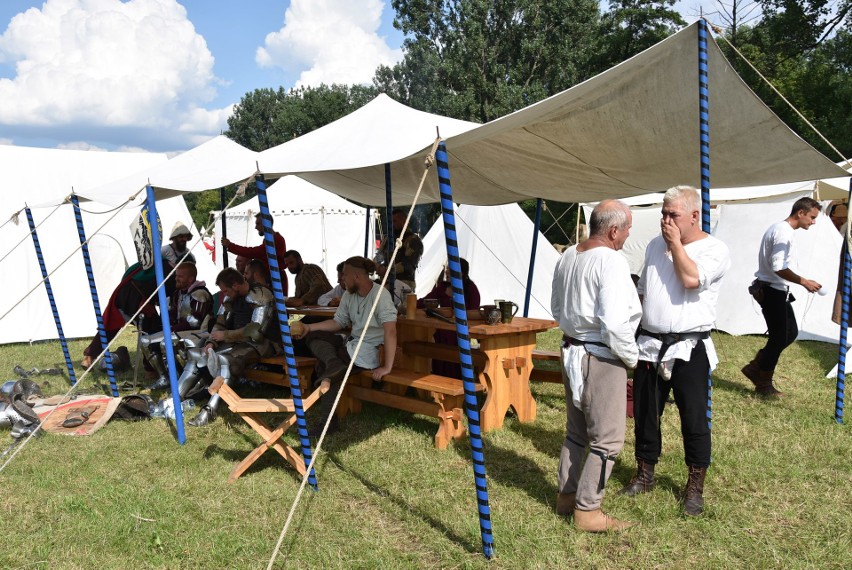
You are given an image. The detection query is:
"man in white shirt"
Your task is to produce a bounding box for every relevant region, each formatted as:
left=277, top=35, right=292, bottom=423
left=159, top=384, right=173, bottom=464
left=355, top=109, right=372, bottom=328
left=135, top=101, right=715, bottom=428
left=551, top=199, right=641, bottom=532
left=621, top=186, right=730, bottom=517
left=743, top=197, right=822, bottom=397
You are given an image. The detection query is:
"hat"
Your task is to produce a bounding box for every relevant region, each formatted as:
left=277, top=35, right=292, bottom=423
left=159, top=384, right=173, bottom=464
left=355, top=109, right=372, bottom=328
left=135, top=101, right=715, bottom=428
left=169, top=222, right=192, bottom=239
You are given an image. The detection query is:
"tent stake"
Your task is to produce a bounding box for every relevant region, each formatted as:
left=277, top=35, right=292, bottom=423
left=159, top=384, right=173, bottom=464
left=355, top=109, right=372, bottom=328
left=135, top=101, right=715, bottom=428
left=24, top=207, right=84, bottom=391
left=255, top=176, right=319, bottom=489
left=435, top=141, right=495, bottom=559
left=145, top=187, right=187, bottom=443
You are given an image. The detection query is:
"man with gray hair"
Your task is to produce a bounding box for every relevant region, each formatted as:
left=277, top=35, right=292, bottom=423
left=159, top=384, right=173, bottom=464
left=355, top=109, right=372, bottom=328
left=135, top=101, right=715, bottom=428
left=551, top=199, right=641, bottom=532
left=621, top=186, right=730, bottom=517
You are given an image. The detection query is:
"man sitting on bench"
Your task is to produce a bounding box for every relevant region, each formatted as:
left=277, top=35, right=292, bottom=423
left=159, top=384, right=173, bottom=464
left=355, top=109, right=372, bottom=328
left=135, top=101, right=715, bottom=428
left=178, top=267, right=278, bottom=427
left=293, top=256, right=397, bottom=435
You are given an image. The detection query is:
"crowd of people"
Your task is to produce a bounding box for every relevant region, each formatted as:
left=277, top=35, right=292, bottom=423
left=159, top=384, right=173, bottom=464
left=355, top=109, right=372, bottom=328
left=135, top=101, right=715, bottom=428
left=78, top=189, right=835, bottom=531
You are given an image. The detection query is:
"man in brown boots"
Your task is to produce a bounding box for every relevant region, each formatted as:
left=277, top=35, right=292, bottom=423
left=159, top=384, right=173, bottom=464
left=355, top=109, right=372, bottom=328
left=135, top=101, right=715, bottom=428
left=622, top=186, right=730, bottom=517
left=551, top=200, right=641, bottom=532
left=743, top=197, right=822, bottom=397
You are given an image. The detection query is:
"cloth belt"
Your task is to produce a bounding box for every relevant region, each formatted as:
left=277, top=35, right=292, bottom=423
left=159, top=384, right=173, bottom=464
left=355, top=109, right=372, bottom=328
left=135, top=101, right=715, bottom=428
left=637, top=328, right=710, bottom=345
left=562, top=335, right=608, bottom=349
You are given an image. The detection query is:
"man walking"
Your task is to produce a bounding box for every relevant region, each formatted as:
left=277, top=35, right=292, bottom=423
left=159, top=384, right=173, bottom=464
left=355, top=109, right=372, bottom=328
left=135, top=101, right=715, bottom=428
left=621, top=186, right=730, bottom=517
left=551, top=200, right=641, bottom=532
left=742, top=197, right=822, bottom=396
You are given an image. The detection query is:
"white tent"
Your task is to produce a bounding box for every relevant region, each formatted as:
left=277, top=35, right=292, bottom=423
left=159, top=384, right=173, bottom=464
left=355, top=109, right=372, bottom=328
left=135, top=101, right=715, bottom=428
left=212, top=176, right=376, bottom=283
left=0, top=144, right=208, bottom=345
left=415, top=204, right=560, bottom=319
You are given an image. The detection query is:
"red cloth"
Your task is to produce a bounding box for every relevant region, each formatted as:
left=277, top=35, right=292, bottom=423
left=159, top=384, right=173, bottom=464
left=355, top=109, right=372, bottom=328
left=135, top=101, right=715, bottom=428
left=225, top=232, right=289, bottom=295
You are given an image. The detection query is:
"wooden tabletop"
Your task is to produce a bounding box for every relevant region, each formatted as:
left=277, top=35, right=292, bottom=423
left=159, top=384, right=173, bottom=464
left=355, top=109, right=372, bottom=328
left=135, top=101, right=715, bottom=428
left=398, top=310, right=557, bottom=336
left=288, top=306, right=338, bottom=317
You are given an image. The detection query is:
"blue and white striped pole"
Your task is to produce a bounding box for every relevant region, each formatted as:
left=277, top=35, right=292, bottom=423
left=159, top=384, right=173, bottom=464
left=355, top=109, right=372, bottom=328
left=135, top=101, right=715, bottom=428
left=69, top=194, right=118, bottom=396
left=255, top=176, right=319, bottom=489
left=698, top=19, right=713, bottom=431
left=436, top=141, right=494, bottom=559
left=145, top=186, right=187, bottom=444
left=835, top=178, right=851, bottom=424
left=24, top=207, right=82, bottom=390
left=523, top=198, right=543, bottom=318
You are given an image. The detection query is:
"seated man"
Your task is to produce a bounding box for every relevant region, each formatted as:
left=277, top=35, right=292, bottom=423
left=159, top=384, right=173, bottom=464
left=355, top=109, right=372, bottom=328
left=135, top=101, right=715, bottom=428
left=143, top=262, right=213, bottom=389
left=162, top=222, right=196, bottom=268
left=243, top=258, right=270, bottom=287
left=317, top=262, right=345, bottom=307
left=375, top=208, right=424, bottom=290
left=178, top=268, right=278, bottom=427
left=294, top=256, right=397, bottom=434
left=284, top=250, right=333, bottom=307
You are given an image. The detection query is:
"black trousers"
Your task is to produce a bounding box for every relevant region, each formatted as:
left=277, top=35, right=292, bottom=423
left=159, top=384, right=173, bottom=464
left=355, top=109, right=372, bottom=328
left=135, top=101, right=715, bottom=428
left=633, top=341, right=711, bottom=468
left=757, top=286, right=797, bottom=372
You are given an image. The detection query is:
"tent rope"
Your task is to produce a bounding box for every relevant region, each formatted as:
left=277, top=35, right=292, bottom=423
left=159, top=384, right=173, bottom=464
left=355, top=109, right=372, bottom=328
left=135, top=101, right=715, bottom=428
left=0, top=206, right=25, bottom=232
left=705, top=17, right=851, bottom=169
left=265, top=138, right=441, bottom=570
left=0, top=202, right=64, bottom=266
left=0, top=180, right=251, bottom=474
left=542, top=201, right=574, bottom=243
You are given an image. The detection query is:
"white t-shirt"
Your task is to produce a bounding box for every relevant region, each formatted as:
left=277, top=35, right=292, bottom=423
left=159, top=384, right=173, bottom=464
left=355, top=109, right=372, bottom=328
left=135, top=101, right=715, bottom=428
left=755, top=220, right=796, bottom=291
left=637, top=234, right=730, bottom=367
left=333, top=283, right=397, bottom=369
left=551, top=245, right=641, bottom=368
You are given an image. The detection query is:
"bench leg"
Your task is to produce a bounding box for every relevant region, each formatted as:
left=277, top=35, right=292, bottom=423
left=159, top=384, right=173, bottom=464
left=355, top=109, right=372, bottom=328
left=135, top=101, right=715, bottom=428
left=432, top=394, right=467, bottom=450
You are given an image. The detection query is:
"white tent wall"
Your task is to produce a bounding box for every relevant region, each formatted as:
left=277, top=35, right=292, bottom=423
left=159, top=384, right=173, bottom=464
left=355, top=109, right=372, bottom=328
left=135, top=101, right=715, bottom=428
left=212, top=176, right=376, bottom=284
left=1, top=195, right=215, bottom=345
left=415, top=204, right=560, bottom=320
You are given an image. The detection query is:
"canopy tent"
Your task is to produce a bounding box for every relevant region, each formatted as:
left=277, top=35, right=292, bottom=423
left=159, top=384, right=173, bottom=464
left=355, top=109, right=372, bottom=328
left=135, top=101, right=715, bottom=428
left=0, top=144, right=206, bottom=345
left=255, top=22, right=847, bottom=207
left=415, top=203, right=560, bottom=320
left=212, top=176, right=376, bottom=282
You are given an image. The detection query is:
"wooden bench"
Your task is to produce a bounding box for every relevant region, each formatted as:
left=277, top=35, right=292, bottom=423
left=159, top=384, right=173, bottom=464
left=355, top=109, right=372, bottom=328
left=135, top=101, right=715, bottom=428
left=530, top=349, right=561, bottom=383
left=209, top=376, right=330, bottom=482
left=243, top=354, right=317, bottom=394
left=338, top=368, right=483, bottom=450
left=401, top=340, right=488, bottom=371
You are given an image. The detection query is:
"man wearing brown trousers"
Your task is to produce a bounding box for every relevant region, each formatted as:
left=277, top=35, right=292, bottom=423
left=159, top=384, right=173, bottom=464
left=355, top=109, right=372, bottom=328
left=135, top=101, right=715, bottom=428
left=551, top=200, right=641, bottom=532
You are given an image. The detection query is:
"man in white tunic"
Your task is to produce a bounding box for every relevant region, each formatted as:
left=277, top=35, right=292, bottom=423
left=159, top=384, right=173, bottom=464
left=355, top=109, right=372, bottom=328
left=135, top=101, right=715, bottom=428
left=742, top=197, right=822, bottom=396
left=620, top=186, right=730, bottom=517
left=551, top=199, right=641, bottom=532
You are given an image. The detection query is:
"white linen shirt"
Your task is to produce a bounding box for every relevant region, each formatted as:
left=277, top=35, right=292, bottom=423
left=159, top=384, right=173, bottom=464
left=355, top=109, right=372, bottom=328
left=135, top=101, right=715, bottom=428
left=333, top=283, right=398, bottom=369
left=551, top=245, right=641, bottom=368
left=637, top=234, right=730, bottom=368
left=755, top=220, right=796, bottom=291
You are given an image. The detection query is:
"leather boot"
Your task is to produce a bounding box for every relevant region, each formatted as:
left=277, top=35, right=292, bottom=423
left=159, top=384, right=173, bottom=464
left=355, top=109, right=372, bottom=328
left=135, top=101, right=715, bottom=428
left=555, top=492, right=576, bottom=517
left=740, top=350, right=763, bottom=384
left=683, top=465, right=707, bottom=516
left=619, top=458, right=656, bottom=496
left=742, top=352, right=782, bottom=397
left=574, top=508, right=634, bottom=532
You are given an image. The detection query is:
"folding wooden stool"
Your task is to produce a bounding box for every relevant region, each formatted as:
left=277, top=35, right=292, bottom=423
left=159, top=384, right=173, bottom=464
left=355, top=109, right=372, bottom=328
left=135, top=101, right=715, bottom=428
left=208, top=376, right=330, bottom=483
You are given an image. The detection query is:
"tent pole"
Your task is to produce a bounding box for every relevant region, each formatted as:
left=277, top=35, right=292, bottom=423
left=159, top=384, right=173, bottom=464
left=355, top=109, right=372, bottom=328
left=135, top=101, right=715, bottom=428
left=220, top=187, right=229, bottom=268
left=384, top=163, right=395, bottom=295
left=523, top=199, right=543, bottom=317
left=698, top=19, right=714, bottom=431
left=364, top=206, right=371, bottom=258
left=835, top=177, right=851, bottom=424
left=145, top=187, right=187, bottom=443
left=255, top=176, right=320, bottom=489
left=435, top=141, right=495, bottom=559
left=24, top=206, right=83, bottom=391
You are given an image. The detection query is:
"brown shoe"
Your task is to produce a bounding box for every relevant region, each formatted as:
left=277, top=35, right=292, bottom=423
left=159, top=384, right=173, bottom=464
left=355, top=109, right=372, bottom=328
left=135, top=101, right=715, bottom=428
left=683, top=465, right=707, bottom=516
left=555, top=492, right=576, bottom=517
left=619, top=458, right=656, bottom=496
left=742, top=360, right=783, bottom=397
left=574, top=508, right=634, bottom=532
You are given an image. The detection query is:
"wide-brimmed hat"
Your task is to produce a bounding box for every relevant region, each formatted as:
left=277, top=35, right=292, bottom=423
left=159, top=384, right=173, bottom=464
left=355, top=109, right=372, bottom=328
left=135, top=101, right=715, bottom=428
left=169, top=222, right=192, bottom=239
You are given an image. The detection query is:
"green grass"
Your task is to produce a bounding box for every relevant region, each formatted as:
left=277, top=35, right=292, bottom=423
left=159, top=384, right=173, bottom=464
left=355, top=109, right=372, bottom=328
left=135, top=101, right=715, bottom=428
left=0, top=331, right=850, bottom=569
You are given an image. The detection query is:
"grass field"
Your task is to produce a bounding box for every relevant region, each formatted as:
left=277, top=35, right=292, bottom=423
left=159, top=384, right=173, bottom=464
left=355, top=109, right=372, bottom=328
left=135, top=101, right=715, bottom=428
left=0, top=330, right=849, bottom=569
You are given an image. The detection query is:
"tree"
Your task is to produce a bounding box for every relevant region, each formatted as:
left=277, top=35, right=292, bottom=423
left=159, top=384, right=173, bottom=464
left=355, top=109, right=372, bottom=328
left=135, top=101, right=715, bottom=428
left=225, top=83, right=379, bottom=152
left=374, top=0, right=603, bottom=123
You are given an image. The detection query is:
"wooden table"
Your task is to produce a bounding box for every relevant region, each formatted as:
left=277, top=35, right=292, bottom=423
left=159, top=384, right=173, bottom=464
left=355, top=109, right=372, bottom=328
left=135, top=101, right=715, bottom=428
left=288, top=306, right=338, bottom=318
left=396, top=311, right=557, bottom=432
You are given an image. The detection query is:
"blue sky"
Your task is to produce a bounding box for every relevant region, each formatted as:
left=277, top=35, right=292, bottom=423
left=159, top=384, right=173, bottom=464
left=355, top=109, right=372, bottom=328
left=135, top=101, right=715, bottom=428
left=0, top=0, right=702, bottom=154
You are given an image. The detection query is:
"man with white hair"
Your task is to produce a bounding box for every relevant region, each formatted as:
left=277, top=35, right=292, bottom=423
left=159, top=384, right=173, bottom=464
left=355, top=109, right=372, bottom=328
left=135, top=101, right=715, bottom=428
left=621, top=186, right=730, bottom=517
left=551, top=199, right=640, bottom=532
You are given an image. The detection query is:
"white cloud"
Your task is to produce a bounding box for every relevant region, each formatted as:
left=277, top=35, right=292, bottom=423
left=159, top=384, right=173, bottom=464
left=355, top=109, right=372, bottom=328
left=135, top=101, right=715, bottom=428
left=0, top=0, right=230, bottom=149
left=256, top=0, right=402, bottom=88
left=56, top=141, right=109, bottom=152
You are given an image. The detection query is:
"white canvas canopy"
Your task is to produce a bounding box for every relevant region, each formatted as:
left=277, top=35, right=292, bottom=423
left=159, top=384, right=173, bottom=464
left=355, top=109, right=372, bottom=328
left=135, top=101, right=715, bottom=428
left=212, top=176, right=375, bottom=283
left=415, top=204, right=560, bottom=319
left=0, top=144, right=214, bottom=345
left=259, top=22, right=847, bottom=207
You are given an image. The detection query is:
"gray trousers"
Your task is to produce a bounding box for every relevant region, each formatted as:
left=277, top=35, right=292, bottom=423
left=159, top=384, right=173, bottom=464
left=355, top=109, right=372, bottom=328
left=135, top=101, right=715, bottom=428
left=557, top=352, right=627, bottom=511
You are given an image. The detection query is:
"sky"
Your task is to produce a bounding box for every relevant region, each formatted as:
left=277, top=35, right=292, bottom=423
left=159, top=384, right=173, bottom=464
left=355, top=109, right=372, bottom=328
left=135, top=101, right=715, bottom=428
left=0, top=0, right=703, bottom=155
